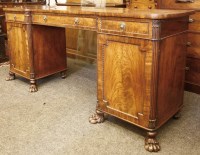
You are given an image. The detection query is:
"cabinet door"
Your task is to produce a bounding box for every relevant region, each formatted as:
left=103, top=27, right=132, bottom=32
left=97, top=34, right=152, bottom=128
left=7, top=23, right=30, bottom=78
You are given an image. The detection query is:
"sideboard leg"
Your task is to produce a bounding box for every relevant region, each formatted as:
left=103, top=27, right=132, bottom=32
left=29, top=79, right=38, bottom=92
left=89, top=110, right=105, bottom=124
left=60, top=70, right=67, bottom=79
left=173, top=111, right=181, bottom=119
left=144, top=131, right=160, bottom=152
left=5, top=71, right=15, bottom=81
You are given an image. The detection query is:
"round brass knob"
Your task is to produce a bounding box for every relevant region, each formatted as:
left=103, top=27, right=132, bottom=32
left=189, top=18, right=194, bottom=23
left=120, top=22, right=126, bottom=31
left=43, top=15, right=47, bottom=22
left=74, top=18, right=79, bottom=25
left=186, top=42, right=192, bottom=47
left=185, top=67, right=190, bottom=71
left=14, top=15, right=16, bottom=21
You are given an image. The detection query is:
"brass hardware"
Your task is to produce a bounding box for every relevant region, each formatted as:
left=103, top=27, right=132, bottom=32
left=134, top=5, right=138, bottom=8
left=43, top=15, right=47, bottom=22
left=185, top=67, right=190, bottom=71
left=120, top=22, right=126, bottom=31
left=103, top=100, right=108, bottom=105
left=148, top=6, right=152, bottom=9
left=13, top=15, right=16, bottom=21
left=176, top=0, right=194, bottom=3
left=189, top=18, right=194, bottom=23
left=186, top=42, right=192, bottom=47
left=74, top=18, right=79, bottom=25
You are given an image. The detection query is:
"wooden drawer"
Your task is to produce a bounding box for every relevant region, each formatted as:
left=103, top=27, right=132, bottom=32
left=185, top=58, right=200, bottom=85
left=129, top=2, right=156, bottom=9
left=98, top=19, right=151, bottom=37
left=189, top=12, right=200, bottom=32
left=187, top=33, right=200, bottom=59
left=6, top=13, right=24, bottom=22
left=160, top=0, right=200, bottom=10
left=132, top=0, right=155, bottom=3
left=32, top=15, right=96, bottom=29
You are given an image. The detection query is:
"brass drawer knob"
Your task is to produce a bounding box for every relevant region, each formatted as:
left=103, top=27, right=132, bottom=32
left=186, top=42, right=192, bottom=47
left=13, top=15, right=16, bottom=21
left=148, top=6, right=152, bottom=9
left=185, top=67, right=190, bottom=71
left=134, top=5, right=138, bottom=9
left=74, top=18, right=79, bottom=25
left=189, top=18, right=194, bottom=23
left=120, top=22, right=126, bottom=31
left=43, top=15, right=47, bottom=22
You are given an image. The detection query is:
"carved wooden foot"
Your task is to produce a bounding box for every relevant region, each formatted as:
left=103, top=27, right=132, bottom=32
left=173, top=111, right=181, bottom=119
left=29, top=79, right=38, bottom=92
left=61, top=71, right=67, bottom=79
left=89, top=110, right=105, bottom=124
left=5, top=72, right=15, bottom=81
left=145, top=131, right=160, bottom=152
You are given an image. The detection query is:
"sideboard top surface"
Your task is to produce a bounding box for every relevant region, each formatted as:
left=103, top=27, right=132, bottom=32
left=3, top=6, right=194, bottom=19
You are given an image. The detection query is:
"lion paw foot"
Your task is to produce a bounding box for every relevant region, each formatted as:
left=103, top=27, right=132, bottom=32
left=145, top=139, right=160, bottom=152
left=29, top=84, right=38, bottom=92
left=5, top=75, right=15, bottom=81
left=145, top=132, right=160, bottom=152
left=89, top=111, right=105, bottom=124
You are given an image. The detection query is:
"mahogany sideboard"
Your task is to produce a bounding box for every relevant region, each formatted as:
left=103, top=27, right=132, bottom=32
left=3, top=6, right=194, bottom=151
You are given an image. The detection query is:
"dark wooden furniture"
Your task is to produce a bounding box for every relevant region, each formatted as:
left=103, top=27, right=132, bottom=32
left=158, top=0, right=200, bottom=94
left=0, top=14, right=6, bottom=63
left=127, top=0, right=157, bottom=9
left=127, top=0, right=200, bottom=94
left=3, top=6, right=193, bottom=151
left=0, top=0, right=46, bottom=62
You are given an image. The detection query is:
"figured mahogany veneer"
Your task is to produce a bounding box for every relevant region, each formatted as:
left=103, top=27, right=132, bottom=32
left=32, top=14, right=97, bottom=30
left=3, top=6, right=193, bottom=152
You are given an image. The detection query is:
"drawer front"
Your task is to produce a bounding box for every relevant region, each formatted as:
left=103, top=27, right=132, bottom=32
left=185, top=58, right=200, bottom=85
left=6, top=13, right=25, bottom=22
left=129, top=2, right=156, bottom=9
left=187, top=33, right=200, bottom=59
left=189, top=12, right=200, bottom=32
left=98, top=19, right=151, bottom=37
left=32, top=15, right=96, bottom=29
left=160, top=0, right=200, bottom=9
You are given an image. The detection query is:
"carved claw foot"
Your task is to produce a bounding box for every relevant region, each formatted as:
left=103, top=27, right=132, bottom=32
left=173, top=111, right=181, bottom=119
left=89, top=110, right=105, bottom=124
left=5, top=72, right=15, bottom=81
left=29, top=79, right=38, bottom=92
left=61, top=71, right=67, bottom=79
left=145, top=132, right=160, bottom=152
left=29, top=84, right=38, bottom=92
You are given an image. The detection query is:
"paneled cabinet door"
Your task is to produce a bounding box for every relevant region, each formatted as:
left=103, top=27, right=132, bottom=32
left=7, top=23, right=30, bottom=78
left=97, top=34, right=153, bottom=128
